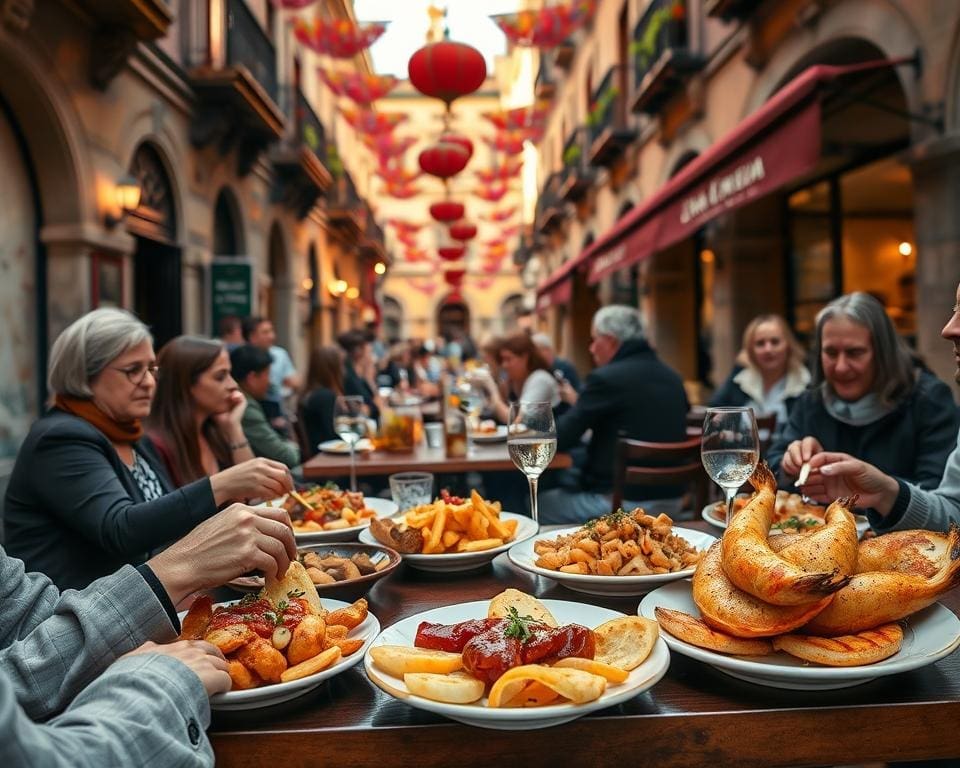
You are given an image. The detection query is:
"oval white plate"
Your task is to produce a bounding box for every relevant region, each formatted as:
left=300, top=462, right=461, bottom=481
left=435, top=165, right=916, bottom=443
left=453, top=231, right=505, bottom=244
left=700, top=500, right=870, bottom=537
left=363, top=599, right=670, bottom=729
left=638, top=581, right=960, bottom=690
left=358, top=511, right=538, bottom=572
left=470, top=425, right=508, bottom=444
left=508, top=527, right=717, bottom=596
left=318, top=438, right=375, bottom=454
left=179, top=598, right=380, bottom=711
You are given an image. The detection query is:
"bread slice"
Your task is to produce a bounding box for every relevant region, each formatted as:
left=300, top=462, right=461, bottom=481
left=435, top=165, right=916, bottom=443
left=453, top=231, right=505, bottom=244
left=487, top=588, right=557, bottom=627
left=261, top=560, right=323, bottom=614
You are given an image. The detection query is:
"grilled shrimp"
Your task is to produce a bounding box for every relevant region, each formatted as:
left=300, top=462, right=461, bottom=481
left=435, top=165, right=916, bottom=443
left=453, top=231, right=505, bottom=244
left=856, top=530, right=952, bottom=577
left=720, top=463, right=849, bottom=606
left=777, top=496, right=860, bottom=578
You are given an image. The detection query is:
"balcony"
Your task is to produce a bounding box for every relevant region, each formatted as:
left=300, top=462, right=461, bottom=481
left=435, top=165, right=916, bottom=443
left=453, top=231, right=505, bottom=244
left=326, top=168, right=365, bottom=242
left=558, top=127, right=595, bottom=202
left=535, top=55, right=556, bottom=101
left=361, top=205, right=387, bottom=261
left=705, top=0, right=762, bottom=21
left=184, top=0, right=284, bottom=175
left=535, top=173, right=566, bottom=235
left=271, top=87, right=332, bottom=219
left=631, top=0, right=704, bottom=115
left=587, top=66, right=637, bottom=168
left=86, top=0, right=174, bottom=88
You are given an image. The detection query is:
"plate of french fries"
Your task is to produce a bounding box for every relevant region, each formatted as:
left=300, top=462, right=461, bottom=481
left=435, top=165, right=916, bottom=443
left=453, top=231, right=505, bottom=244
left=178, top=562, right=380, bottom=710
left=359, top=490, right=538, bottom=572
left=508, top=510, right=716, bottom=596
left=363, top=590, right=670, bottom=730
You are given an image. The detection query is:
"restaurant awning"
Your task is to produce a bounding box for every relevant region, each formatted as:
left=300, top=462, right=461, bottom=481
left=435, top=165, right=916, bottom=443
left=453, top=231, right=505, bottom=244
left=534, top=57, right=913, bottom=296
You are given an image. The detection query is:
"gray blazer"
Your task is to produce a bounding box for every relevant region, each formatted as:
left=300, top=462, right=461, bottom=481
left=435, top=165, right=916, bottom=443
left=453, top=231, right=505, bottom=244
left=0, top=548, right=213, bottom=766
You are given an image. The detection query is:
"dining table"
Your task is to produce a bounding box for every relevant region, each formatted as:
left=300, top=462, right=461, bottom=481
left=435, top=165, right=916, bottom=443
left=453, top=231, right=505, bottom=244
left=300, top=441, right=573, bottom=479
left=209, top=518, right=960, bottom=767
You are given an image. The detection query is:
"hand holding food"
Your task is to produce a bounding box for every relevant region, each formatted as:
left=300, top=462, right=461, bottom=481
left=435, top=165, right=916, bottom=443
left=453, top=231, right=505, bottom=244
left=210, top=457, right=294, bottom=505
left=803, top=451, right=901, bottom=514
left=121, top=639, right=232, bottom=696
left=781, top=436, right=824, bottom=477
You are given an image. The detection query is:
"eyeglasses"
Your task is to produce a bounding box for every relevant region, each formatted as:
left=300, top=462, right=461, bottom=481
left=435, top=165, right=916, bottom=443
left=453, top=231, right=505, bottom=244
left=113, top=363, right=159, bottom=386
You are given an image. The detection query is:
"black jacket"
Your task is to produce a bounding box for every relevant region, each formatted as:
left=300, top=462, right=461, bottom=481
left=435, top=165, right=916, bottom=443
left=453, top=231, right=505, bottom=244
left=344, top=361, right=379, bottom=420
left=557, top=339, right=689, bottom=495
left=4, top=410, right=217, bottom=590
left=301, top=387, right=339, bottom=454
left=766, top=370, right=959, bottom=490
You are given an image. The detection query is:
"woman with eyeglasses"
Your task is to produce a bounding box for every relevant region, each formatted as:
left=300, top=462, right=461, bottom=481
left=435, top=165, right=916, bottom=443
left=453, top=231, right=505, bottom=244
left=3, top=309, right=292, bottom=590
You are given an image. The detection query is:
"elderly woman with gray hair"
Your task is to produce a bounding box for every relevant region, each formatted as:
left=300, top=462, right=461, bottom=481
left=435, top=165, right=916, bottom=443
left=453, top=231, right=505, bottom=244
left=767, top=292, right=958, bottom=494
left=4, top=309, right=292, bottom=590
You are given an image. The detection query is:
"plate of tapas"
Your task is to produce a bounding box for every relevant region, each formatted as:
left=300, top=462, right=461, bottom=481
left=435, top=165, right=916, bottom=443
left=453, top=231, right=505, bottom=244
left=179, top=563, right=379, bottom=710
left=318, top=438, right=375, bottom=455
left=359, top=490, right=538, bottom=572
left=508, top=509, right=716, bottom=596
left=262, top=487, right=398, bottom=544
left=701, top=491, right=869, bottom=537
left=470, top=422, right=508, bottom=444
left=364, top=589, right=670, bottom=729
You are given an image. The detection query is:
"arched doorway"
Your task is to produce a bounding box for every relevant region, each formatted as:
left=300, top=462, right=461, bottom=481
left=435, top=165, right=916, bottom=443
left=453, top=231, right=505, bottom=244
left=436, top=295, right=470, bottom=343
left=128, top=142, right=181, bottom=349
left=214, top=188, right=244, bottom=256
left=382, top=295, right=402, bottom=342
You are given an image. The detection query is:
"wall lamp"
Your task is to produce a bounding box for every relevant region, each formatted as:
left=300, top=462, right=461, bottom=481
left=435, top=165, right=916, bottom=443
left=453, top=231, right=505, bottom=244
left=374, top=261, right=387, bottom=275
left=328, top=279, right=348, bottom=297
left=105, top=174, right=142, bottom=228
left=345, top=286, right=360, bottom=300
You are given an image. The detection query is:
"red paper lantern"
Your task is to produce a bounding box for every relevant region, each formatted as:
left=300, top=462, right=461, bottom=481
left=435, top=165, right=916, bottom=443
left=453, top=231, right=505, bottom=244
left=439, top=132, right=474, bottom=162
left=438, top=246, right=466, bottom=261
left=418, top=141, right=470, bottom=179
left=444, top=290, right=464, bottom=303
left=430, top=201, right=465, bottom=222
left=408, top=41, right=487, bottom=105
left=449, top=221, right=478, bottom=241
left=444, top=269, right=466, bottom=287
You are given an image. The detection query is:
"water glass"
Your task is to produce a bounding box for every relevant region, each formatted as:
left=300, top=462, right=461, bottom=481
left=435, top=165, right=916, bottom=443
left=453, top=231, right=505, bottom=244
left=333, top=395, right=367, bottom=492
left=701, top=407, right=759, bottom=524
left=389, top=472, right=435, bottom=512
left=507, top=400, right=557, bottom=523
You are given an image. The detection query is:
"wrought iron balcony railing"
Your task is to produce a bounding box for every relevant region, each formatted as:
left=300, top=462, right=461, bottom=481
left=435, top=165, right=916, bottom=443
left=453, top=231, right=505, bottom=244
left=631, top=0, right=704, bottom=114
left=587, top=65, right=636, bottom=168
left=558, top=126, right=594, bottom=202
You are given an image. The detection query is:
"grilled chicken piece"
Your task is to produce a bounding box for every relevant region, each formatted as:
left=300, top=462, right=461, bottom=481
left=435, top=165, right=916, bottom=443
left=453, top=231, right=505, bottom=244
left=369, top=517, right=423, bottom=554
left=654, top=607, right=772, bottom=656
left=856, top=530, right=952, bottom=577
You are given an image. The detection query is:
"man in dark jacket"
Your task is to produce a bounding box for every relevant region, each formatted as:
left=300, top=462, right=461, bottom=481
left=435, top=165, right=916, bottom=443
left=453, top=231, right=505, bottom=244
left=539, top=306, right=689, bottom=523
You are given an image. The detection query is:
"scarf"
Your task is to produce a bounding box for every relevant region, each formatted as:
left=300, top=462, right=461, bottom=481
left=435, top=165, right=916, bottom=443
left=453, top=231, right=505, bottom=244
left=822, top=388, right=896, bottom=427
left=55, top=394, right=144, bottom=443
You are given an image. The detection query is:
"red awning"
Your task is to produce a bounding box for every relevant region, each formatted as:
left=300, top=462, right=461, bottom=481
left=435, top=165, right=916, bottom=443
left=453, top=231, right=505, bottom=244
left=536, top=277, right=573, bottom=311
left=537, top=58, right=913, bottom=291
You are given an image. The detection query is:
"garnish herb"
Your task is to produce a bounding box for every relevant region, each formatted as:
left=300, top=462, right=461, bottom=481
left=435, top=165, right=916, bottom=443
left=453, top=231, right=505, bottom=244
left=286, top=588, right=305, bottom=598
left=503, top=606, right=536, bottom=644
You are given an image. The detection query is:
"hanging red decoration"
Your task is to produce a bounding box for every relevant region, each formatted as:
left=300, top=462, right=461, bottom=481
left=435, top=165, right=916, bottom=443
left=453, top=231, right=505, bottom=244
left=402, top=248, right=430, bottom=263
left=381, top=182, right=422, bottom=199
left=318, top=70, right=399, bottom=106
left=408, top=278, right=437, bottom=295
left=482, top=105, right=550, bottom=131
left=483, top=130, right=528, bottom=156
left=363, top=134, right=417, bottom=163
left=341, top=107, right=407, bottom=136
left=484, top=238, right=508, bottom=250
left=474, top=159, right=524, bottom=184
left=388, top=219, right=425, bottom=233
left=482, top=206, right=518, bottom=223
left=396, top=230, right=420, bottom=248
left=418, top=141, right=470, bottom=180
left=444, top=269, right=466, bottom=287
left=472, top=183, right=510, bottom=203
left=376, top=163, right=420, bottom=186
left=438, top=132, right=474, bottom=161
left=471, top=276, right=496, bottom=290
left=449, top=221, right=478, bottom=241
left=481, top=262, right=502, bottom=274
left=293, top=18, right=387, bottom=59
left=492, top=1, right=597, bottom=48
left=269, top=0, right=318, bottom=8
left=438, top=246, right=466, bottom=261
left=444, top=290, right=464, bottom=303
left=408, top=41, right=487, bottom=106
left=430, top=201, right=465, bottom=222
left=501, top=224, right=522, bottom=237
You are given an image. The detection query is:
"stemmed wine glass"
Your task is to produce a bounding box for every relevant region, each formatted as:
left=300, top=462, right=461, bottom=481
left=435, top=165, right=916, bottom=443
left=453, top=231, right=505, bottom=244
left=507, top=401, right=557, bottom=524
left=333, top=395, right=367, bottom=492
left=700, top=407, right=759, bottom=526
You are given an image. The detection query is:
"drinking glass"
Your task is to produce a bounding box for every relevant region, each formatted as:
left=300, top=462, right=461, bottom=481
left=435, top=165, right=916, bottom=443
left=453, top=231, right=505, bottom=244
left=701, top=407, right=759, bottom=525
left=333, top=395, right=367, bottom=492
left=389, top=472, right=434, bottom=512
left=507, top=400, right=557, bottom=524
left=455, top=376, right=487, bottom=452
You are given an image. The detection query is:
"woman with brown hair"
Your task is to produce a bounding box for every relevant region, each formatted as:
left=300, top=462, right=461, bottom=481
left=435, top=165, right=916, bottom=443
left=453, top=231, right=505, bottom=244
left=475, top=331, right=560, bottom=423
left=301, top=345, right=346, bottom=454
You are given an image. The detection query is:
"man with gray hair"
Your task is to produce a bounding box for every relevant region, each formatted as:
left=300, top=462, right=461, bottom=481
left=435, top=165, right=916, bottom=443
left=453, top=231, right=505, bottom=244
left=531, top=332, right=581, bottom=393
left=539, top=305, right=689, bottom=523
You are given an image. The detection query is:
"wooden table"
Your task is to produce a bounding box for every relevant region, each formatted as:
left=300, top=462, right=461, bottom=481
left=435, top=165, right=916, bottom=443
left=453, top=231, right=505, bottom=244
left=209, top=520, right=960, bottom=767
left=301, top=442, right=573, bottom=478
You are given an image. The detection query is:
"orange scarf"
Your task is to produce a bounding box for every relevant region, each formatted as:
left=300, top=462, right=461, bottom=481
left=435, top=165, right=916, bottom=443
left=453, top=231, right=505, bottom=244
left=55, top=394, right=144, bottom=443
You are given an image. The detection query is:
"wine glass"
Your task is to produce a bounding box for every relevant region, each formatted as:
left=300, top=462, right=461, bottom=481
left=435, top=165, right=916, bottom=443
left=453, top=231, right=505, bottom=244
left=507, top=400, right=557, bottom=523
left=456, top=377, right=487, bottom=452
left=700, top=407, right=759, bottom=525
left=333, top=395, right=367, bottom=492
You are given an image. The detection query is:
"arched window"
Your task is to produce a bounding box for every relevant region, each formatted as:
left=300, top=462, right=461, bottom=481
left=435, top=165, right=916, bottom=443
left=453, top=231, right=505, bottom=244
left=382, top=295, right=402, bottom=342
left=213, top=188, right=244, bottom=256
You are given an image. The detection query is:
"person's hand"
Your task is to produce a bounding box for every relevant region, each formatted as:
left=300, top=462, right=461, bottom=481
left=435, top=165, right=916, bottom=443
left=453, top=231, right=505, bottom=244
left=212, top=390, right=247, bottom=434
left=147, top=504, right=297, bottom=605
left=209, top=457, right=293, bottom=504
left=122, top=640, right=231, bottom=696
left=557, top=379, right=578, bottom=406
left=781, top=436, right=824, bottom=477
left=468, top=368, right=497, bottom=395
left=803, top=452, right=900, bottom=514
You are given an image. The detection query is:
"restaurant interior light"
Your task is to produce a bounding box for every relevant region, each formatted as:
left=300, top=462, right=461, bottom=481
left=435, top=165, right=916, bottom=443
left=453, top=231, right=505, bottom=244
left=700, top=249, right=715, bottom=264
left=302, top=277, right=314, bottom=291
left=328, top=279, right=349, bottom=297
left=346, top=286, right=360, bottom=300
left=374, top=261, right=387, bottom=275
left=898, top=241, right=913, bottom=257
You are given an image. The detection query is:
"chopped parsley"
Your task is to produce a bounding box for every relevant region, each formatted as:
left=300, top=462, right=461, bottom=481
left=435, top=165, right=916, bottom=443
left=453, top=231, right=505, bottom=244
left=286, top=588, right=305, bottom=599
left=503, top=606, right=536, bottom=644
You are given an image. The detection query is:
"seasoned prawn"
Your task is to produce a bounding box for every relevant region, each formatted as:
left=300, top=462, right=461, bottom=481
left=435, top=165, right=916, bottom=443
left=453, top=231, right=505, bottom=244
left=855, top=530, right=952, bottom=577
left=777, top=495, right=860, bottom=578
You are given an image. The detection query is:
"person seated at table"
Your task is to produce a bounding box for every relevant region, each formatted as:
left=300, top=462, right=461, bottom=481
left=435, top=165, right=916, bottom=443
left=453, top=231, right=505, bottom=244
left=709, top=313, right=809, bottom=437
left=799, top=280, right=960, bottom=533
left=538, top=305, right=690, bottom=524
left=1, top=502, right=296, bottom=767
left=379, top=341, right=418, bottom=394
left=241, top=315, right=300, bottom=436
left=532, top=332, right=581, bottom=393
left=301, top=345, right=346, bottom=455
left=337, top=329, right=383, bottom=420
left=3, top=310, right=292, bottom=590
left=474, top=331, right=560, bottom=423
left=767, top=292, right=958, bottom=493
left=231, top=344, right=301, bottom=468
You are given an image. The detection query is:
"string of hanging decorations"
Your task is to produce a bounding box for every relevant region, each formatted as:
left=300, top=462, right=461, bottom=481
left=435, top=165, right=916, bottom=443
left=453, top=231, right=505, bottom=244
left=491, top=0, right=597, bottom=48
left=293, top=17, right=388, bottom=58
left=317, top=70, right=399, bottom=106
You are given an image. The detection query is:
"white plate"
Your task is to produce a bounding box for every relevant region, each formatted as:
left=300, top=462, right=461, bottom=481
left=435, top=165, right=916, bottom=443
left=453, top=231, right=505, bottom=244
left=470, top=425, right=508, bottom=443
left=180, top=598, right=380, bottom=710
left=638, top=581, right=960, bottom=690
left=318, top=438, right=375, bottom=454
left=508, top=527, right=717, bottom=596
left=363, top=599, right=670, bottom=729
left=700, top=500, right=870, bottom=537
left=358, top=511, right=538, bottom=572
left=260, top=496, right=398, bottom=544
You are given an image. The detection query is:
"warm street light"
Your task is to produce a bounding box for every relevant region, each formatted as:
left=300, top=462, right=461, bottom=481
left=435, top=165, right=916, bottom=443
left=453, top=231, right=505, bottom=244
left=105, top=174, right=142, bottom=228
left=346, top=286, right=360, bottom=300
left=374, top=262, right=386, bottom=275
left=899, top=241, right=913, bottom=257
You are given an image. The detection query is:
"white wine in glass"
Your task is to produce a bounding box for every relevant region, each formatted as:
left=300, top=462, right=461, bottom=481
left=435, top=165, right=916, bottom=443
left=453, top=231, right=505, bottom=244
left=701, top=407, right=759, bottom=525
left=507, top=401, right=556, bottom=524
left=333, top=395, right=367, bottom=492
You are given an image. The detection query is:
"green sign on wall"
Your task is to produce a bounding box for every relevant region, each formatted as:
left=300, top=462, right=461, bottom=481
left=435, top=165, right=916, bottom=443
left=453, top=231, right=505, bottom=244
left=210, top=259, right=253, bottom=335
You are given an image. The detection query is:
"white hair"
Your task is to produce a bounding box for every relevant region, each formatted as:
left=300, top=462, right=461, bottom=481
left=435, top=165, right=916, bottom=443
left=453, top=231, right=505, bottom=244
left=48, top=308, right=153, bottom=398
left=592, top=305, right=644, bottom=343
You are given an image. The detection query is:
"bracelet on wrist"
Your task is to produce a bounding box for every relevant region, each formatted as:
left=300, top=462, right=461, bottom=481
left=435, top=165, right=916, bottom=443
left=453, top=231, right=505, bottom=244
left=229, top=440, right=249, bottom=451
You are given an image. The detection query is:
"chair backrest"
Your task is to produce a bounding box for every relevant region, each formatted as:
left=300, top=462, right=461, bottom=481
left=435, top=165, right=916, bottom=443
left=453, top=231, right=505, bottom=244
left=611, top=436, right=709, bottom=515
left=755, top=413, right=777, bottom=456
left=292, top=405, right=315, bottom=460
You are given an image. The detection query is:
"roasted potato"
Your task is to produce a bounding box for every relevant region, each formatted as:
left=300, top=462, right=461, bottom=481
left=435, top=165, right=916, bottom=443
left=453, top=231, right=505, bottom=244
left=287, top=614, right=326, bottom=666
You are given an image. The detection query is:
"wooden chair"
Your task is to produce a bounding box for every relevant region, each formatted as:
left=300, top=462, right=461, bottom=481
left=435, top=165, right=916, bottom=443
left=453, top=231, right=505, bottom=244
left=685, top=407, right=707, bottom=437
left=292, top=405, right=315, bottom=461
left=611, top=436, right=710, bottom=517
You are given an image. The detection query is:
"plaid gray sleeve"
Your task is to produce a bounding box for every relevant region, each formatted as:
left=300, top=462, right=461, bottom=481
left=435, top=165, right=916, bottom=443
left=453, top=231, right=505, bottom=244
left=0, top=550, right=176, bottom=720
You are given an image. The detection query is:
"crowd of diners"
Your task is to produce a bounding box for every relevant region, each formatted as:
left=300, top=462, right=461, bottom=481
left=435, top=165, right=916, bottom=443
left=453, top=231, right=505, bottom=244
left=2, top=283, right=960, bottom=763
